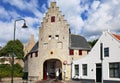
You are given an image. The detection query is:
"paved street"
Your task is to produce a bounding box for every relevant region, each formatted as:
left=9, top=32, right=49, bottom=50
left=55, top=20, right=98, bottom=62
left=0, top=79, right=82, bottom=83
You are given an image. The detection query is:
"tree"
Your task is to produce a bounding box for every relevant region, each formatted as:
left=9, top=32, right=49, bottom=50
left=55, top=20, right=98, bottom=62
left=0, top=39, right=24, bottom=59
left=88, top=39, right=98, bottom=47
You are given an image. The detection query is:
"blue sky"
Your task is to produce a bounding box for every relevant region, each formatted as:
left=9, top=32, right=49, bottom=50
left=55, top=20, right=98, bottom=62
left=0, top=0, right=120, bottom=46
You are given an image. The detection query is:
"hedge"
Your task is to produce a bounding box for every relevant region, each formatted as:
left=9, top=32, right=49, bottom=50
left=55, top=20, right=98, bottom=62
left=0, top=64, right=23, bottom=78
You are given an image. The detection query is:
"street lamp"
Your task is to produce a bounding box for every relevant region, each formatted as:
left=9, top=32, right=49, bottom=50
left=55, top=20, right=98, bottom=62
left=11, top=19, right=28, bottom=83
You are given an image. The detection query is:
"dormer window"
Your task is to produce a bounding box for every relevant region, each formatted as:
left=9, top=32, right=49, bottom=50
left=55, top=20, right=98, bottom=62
left=51, top=16, right=55, bottom=22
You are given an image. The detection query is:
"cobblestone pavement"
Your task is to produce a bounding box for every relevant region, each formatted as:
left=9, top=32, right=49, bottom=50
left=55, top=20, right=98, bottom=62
left=0, top=79, right=83, bottom=83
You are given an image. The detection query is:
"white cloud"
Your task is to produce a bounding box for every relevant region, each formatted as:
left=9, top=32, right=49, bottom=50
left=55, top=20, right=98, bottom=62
left=1, top=0, right=120, bottom=47
left=91, top=0, right=100, bottom=10
left=0, top=6, right=10, bottom=20
left=3, top=0, right=44, bottom=18
left=3, top=0, right=26, bottom=10
left=82, top=0, right=120, bottom=40
left=0, top=17, right=39, bottom=46
left=0, top=21, right=13, bottom=46
left=0, top=0, right=46, bottom=46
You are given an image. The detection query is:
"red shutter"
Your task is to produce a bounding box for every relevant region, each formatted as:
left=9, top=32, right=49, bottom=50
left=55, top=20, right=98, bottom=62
left=79, top=50, right=82, bottom=55
left=69, top=49, right=74, bottom=55
left=35, top=52, right=38, bottom=57
left=51, top=16, right=55, bottom=22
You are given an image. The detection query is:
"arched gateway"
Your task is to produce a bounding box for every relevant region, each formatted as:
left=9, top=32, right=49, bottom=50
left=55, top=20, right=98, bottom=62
left=43, top=59, right=62, bottom=80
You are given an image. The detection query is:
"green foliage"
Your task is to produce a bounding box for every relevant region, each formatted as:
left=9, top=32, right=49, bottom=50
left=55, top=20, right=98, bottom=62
left=88, top=39, right=98, bottom=47
left=0, top=64, right=11, bottom=77
left=0, top=64, right=23, bottom=77
left=14, top=63, right=24, bottom=77
left=0, top=39, right=24, bottom=59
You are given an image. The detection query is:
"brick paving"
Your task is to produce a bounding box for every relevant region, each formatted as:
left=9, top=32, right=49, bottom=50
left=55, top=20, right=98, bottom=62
left=34, top=79, right=81, bottom=83
left=0, top=79, right=92, bottom=83
left=0, top=79, right=80, bottom=83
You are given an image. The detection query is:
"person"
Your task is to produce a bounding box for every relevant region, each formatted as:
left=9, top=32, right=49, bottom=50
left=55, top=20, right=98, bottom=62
left=58, top=68, right=62, bottom=80
left=55, top=68, right=59, bottom=81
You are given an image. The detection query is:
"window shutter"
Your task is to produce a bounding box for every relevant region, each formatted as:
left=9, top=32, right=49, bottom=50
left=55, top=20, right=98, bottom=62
left=100, top=43, right=103, bottom=60
left=35, top=52, right=38, bottom=57
left=51, top=16, right=55, bottom=22
left=69, top=49, right=74, bottom=55
left=79, top=50, right=82, bottom=55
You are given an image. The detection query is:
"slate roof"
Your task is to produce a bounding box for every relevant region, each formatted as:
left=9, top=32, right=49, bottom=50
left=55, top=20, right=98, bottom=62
left=29, top=41, right=39, bottom=53
left=70, top=34, right=91, bottom=50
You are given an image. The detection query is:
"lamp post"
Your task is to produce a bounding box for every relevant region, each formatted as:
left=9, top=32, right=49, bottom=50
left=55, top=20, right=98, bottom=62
left=11, top=19, right=28, bottom=83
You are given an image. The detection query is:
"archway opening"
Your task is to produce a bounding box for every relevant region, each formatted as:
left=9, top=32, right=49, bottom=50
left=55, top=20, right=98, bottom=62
left=43, top=59, right=62, bottom=80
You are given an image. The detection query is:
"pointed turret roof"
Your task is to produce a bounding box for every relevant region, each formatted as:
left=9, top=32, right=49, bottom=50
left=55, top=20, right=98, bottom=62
left=24, top=34, right=35, bottom=56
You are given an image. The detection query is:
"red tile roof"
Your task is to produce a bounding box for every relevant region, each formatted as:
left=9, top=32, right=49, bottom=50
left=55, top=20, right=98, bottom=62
left=112, top=34, right=120, bottom=40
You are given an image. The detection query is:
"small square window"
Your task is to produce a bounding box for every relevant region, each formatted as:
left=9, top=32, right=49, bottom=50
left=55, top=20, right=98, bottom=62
left=104, top=47, right=109, bottom=57
left=79, top=50, right=82, bottom=55
left=51, top=16, right=55, bottom=22
left=69, top=49, right=74, bottom=55
left=57, top=42, right=62, bottom=49
left=55, top=35, right=59, bottom=39
left=48, top=35, right=52, bottom=40
left=43, top=43, right=48, bottom=49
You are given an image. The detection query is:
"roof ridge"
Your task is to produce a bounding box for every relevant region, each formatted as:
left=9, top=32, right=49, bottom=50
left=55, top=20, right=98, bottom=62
left=70, top=34, right=82, bottom=37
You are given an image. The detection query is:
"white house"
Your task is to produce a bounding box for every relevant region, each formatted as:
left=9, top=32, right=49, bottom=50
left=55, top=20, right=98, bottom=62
left=72, top=31, right=120, bottom=83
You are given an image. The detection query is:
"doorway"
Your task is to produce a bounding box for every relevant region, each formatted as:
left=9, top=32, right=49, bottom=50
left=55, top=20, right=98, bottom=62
left=96, top=64, right=102, bottom=82
left=43, top=59, right=62, bottom=80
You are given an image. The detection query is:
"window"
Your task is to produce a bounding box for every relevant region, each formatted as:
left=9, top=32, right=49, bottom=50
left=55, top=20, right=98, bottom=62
left=79, top=50, right=82, bottom=55
left=51, top=16, right=55, bottom=22
left=43, top=43, right=48, bottom=49
left=57, top=42, right=62, bottom=49
left=55, top=35, right=59, bottom=39
left=48, top=35, right=52, bottom=40
left=83, top=64, right=87, bottom=76
left=104, top=47, right=109, bottom=57
left=69, top=49, right=74, bottom=55
left=75, top=65, right=79, bottom=76
left=35, top=52, right=38, bottom=57
left=109, top=63, right=120, bottom=78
